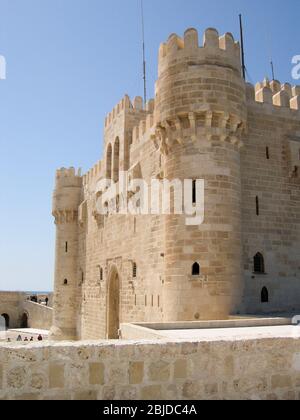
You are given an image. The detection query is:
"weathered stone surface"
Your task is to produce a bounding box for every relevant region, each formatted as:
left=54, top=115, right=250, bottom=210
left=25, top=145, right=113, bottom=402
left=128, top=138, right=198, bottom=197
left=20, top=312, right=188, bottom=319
left=0, top=338, right=300, bottom=400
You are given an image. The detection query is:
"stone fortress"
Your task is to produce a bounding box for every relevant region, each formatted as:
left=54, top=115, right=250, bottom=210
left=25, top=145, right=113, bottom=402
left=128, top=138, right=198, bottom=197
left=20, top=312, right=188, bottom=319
left=50, top=27, right=300, bottom=342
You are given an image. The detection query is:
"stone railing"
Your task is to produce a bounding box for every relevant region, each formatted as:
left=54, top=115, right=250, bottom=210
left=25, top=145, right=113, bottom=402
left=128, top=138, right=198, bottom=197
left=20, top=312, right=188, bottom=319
left=0, top=336, right=300, bottom=400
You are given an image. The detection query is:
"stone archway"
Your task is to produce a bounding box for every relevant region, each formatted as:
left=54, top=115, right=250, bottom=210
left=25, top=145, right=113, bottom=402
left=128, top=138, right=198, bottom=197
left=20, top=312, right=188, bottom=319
left=1, top=313, right=9, bottom=330
left=21, top=312, right=29, bottom=329
left=107, top=268, right=120, bottom=339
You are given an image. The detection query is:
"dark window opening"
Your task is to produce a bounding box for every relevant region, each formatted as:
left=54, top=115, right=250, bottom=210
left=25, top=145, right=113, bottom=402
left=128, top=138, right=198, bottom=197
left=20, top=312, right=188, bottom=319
left=21, top=313, right=28, bottom=329
left=266, top=147, right=270, bottom=160
left=192, top=262, right=200, bottom=276
left=1, top=314, right=9, bottom=330
left=254, top=253, right=265, bottom=274
left=63, top=279, right=68, bottom=286
left=133, top=263, right=137, bottom=278
left=100, top=267, right=103, bottom=281
left=65, top=242, right=68, bottom=253
left=261, top=287, right=269, bottom=303
left=192, top=180, right=197, bottom=205
left=256, top=196, right=260, bottom=216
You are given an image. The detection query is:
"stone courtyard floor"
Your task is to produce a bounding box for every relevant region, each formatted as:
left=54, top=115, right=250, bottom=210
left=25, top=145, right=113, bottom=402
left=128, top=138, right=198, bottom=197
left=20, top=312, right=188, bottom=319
left=157, top=325, right=300, bottom=341
left=0, top=328, right=49, bottom=343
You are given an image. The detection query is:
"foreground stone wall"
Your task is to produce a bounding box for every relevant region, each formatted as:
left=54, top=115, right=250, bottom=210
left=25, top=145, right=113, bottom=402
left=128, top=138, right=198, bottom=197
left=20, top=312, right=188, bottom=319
left=0, top=337, right=300, bottom=400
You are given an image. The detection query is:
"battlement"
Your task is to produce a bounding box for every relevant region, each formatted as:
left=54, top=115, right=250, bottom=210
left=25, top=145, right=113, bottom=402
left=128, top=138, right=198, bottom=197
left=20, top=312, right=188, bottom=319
left=55, top=167, right=82, bottom=179
left=158, top=28, right=241, bottom=76
left=247, top=79, right=300, bottom=111
left=83, top=160, right=102, bottom=186
left=104, top=95, right=155, bottom=130
left=54, top=167, right=82, bottom=191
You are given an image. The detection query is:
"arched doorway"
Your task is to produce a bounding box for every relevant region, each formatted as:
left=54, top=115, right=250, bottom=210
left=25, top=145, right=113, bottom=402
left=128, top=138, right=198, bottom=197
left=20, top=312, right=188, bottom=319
left=107, top=268, right=120, bottom=339
left=1, top=314, right=9, bottom=330
left=21, top=313, right=28, bottom=329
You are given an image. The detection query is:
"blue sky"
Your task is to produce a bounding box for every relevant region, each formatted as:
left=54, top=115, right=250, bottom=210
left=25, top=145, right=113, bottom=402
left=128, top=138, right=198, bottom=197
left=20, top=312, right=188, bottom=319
left=0, top=0, right=299, bottom=291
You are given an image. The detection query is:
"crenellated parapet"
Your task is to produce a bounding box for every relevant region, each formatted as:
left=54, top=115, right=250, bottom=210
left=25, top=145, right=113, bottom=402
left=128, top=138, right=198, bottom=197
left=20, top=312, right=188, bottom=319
left=104, top=95, right=154, bottom=131
left=83, top=160, right=102, bottom=186
left=158, top=28, right=241, bottom=77
left=248, top=79, right=300, bottom=111
left=104, top=95, right=132, bottom=129
left=131, top=103, right=155, bottom=145
left=52, top=167, right=83, bottom=224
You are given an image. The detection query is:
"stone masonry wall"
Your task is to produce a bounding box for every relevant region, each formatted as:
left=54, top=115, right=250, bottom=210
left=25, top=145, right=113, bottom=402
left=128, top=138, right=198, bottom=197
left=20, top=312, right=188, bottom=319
left=1, top=337, right=300, bottom=400
left=23, top=301, right=53, bottom=331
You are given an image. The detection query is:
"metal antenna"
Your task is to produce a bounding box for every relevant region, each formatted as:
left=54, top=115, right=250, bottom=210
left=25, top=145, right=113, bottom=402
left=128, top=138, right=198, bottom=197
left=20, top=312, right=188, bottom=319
left=270, top=60, right=275, bottom=81
left=239, top=14, right=246, bottom=81
left=141, top=0, right=147, bottom=107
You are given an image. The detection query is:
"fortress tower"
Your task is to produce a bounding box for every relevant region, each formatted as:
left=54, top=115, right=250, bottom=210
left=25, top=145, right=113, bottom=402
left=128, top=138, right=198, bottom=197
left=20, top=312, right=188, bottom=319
left=50, top=26, right=300, bottom=341
left=50, top=168, right=82, bottom=340
left=155, top=28, right=247, bottom=321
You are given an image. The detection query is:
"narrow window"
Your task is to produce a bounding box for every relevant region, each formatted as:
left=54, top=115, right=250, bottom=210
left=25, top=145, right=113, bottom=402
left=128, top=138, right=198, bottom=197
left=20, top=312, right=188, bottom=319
left=192, top=262, right=200, bottom=276
left=63, top=279, right=68, bottom=286
left=80, top=270, right=84, bottom=286
left=97, top=266, right=103, bottom=282
left=151, top=295, right=154, bottom=307
left=133, top=263, right=137, bottom=278
left=192, top=180, right=197, bottom=205
left=65, top=242, right=68, bottom=253
left=261, top=287, right=269, bottom=303
left=145, top=295, right=147, bottom=306
left=256, top=196, right=260, bottom=216
left=113, top=137, right=120, bottom=183
left=254, top=253, right=265, bottom=274
left=106, top=144, right=112, bottom=179
left=266, top=147, right=270, bottom=160
left=134, top=295, right=137, bottom=306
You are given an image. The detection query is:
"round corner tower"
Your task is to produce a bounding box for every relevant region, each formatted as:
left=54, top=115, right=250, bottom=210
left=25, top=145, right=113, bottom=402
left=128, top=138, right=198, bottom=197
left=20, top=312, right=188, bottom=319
left=155, top=27, right=247, bottom=321
left=50, top=167, right=82, bottom=341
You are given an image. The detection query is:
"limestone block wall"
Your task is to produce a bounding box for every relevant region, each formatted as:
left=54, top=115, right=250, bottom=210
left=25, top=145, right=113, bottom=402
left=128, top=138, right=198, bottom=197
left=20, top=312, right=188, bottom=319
left=23, top=302, right=53, bottom=331
left=0, top=293, right=27, bottom=329
left=241, top=86, right=300, bottom=314
left=78, top=110, right=164, bottom=340
left=0, top=337, right=300, bottom=400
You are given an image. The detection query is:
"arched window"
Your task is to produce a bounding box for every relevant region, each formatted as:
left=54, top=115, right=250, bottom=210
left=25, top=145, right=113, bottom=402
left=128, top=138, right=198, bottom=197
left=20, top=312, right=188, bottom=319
left=21, top=313, right=28, bottom=328
left=113, top=137, right=120, bottom=183
left=261, top=287, right=269, bottom=303
left=133, top=262, right=137, bottom=278
left=254, top=253, right=265, bottom=274
left=63, top=279, right=68, bottom=286
left=192, top=262, right=200, bottom=276
left=106, top=144, right=112, bottom=180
